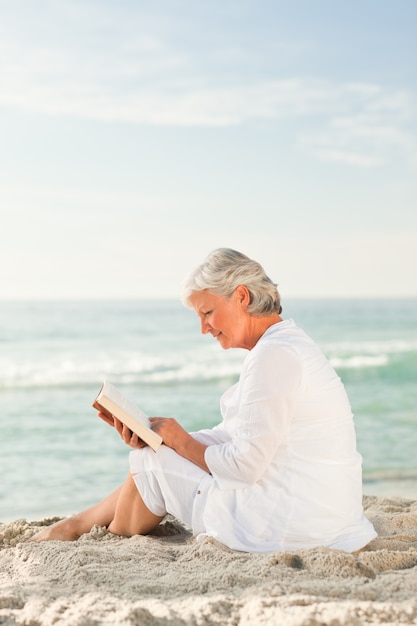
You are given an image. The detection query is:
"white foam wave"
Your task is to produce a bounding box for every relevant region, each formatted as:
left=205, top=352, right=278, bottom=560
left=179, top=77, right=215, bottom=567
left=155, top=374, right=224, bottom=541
left=1, top=334, right=413, bottom=386
left=323, top=339, right=417, bottom=356
left=323, top=338, right=417, bottom=369
left=0, top=349, right=244, bottom=389
left=330, top=354, right=389, bottom=369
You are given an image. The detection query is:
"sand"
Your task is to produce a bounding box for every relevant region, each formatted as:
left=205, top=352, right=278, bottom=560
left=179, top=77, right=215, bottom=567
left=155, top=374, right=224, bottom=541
left=1, top=495, right=417, bottom=626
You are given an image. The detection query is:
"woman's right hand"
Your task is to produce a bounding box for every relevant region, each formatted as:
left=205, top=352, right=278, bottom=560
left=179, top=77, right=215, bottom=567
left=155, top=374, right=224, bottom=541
left=113, top=416, right=148, bottom=449
left=97, top=411, right=115, bottom=427
left=97, top=412, right=147, bottom=449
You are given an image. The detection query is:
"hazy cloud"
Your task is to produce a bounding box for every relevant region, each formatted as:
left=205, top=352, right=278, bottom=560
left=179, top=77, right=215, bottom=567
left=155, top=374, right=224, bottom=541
left=0, top=2, right=415, bottom=168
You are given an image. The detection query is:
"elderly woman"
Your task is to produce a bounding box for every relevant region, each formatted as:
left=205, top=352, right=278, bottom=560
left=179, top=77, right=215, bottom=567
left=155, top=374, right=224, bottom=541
left=32, top=248, right=376, bottom=552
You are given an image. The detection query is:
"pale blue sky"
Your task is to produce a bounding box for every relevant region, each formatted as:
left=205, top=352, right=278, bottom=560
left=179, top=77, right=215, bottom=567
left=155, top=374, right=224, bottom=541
left=1, top=0, right=416, bottom=299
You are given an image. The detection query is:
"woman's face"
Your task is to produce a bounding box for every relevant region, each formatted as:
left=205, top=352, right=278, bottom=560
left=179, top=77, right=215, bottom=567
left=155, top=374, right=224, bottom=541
left=189, top=288, right=249, bottom=350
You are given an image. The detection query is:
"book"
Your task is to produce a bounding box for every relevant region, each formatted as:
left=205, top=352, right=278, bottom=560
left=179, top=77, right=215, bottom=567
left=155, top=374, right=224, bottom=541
left=93, top=380, right=163, bottom=452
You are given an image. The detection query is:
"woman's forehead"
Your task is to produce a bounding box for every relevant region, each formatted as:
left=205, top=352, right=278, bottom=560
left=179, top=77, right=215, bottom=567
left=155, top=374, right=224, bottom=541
left=189, top=290, right=220, bottom=310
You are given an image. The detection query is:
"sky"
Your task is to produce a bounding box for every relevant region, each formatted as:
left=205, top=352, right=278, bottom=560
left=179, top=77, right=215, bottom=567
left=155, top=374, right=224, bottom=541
left=1, top=0, right=416, bottom=300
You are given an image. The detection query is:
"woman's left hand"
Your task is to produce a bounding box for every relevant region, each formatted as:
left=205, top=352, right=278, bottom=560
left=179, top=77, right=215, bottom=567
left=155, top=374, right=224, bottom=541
left=149, top=417, right=190, bottom=451
left=149, top=417, right=210, bottom=473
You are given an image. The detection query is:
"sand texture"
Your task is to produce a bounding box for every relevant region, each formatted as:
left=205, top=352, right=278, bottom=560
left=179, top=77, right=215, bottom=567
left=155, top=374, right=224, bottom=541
left=1, top=495, right=417, bottom=625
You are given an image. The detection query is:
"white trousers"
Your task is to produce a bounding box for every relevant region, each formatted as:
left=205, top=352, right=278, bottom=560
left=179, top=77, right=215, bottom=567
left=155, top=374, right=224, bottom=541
left=129, top=445, right=210, bottom=534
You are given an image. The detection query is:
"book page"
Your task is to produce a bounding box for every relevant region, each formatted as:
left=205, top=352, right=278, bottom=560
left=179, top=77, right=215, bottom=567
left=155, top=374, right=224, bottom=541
left=107, top=384, right=150, bottom=428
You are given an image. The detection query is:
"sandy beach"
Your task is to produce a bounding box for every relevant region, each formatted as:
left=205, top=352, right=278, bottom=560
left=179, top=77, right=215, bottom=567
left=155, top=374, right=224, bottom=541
left=0, top=495, right=416, bottom=625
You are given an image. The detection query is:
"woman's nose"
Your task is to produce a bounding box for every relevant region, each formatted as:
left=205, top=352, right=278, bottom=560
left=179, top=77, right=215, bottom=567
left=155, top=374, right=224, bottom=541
left=200, top=318, right=211, bottom=334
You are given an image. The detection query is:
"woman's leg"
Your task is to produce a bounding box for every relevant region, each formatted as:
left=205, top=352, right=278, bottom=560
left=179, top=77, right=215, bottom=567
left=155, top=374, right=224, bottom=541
left=30, top=473, right=164, bottom=542
left=108, top=471, right=165, bottom=536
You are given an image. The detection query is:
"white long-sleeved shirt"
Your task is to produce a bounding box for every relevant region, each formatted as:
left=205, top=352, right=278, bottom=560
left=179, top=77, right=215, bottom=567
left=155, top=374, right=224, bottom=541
left=191, top=320, right=377, bottom=552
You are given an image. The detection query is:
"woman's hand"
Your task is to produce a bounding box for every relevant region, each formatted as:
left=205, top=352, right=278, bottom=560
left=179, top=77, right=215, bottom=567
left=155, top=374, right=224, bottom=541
left=97, top=412, right=210, bottom=472
left=149, top=417, right=189, bottom=451
left=97, top=412, right=147, bottom=449
left=114, top=416, right=148, bottom=449
left=149, top=417, right=210, bottom=473
left=97, top=411, right=115, bottom=428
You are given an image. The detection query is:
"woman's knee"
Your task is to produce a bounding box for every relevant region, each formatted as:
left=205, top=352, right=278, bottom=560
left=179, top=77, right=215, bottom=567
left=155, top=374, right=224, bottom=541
left=108, top=474, right=164, bottom=536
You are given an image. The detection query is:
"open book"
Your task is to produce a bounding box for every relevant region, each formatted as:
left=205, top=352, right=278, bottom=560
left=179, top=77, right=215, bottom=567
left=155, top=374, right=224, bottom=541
left=93, top=381, right=163, bottom=452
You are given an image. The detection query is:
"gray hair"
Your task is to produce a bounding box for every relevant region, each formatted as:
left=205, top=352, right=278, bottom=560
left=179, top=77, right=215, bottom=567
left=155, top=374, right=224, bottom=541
left=182, top=248, right=282, bottom=316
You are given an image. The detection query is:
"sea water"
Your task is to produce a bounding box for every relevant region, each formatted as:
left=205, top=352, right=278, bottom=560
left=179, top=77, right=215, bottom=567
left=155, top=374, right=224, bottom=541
left=1, top=299, right=416, bottom=522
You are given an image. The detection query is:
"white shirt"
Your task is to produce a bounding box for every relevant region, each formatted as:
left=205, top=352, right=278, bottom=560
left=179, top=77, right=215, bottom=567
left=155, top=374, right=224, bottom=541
left=192, top=320, right=377, bottom=552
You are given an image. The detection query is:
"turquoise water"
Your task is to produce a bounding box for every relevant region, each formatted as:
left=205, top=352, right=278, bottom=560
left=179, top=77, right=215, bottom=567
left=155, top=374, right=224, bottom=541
left=1, top=299, right=416, bottom=522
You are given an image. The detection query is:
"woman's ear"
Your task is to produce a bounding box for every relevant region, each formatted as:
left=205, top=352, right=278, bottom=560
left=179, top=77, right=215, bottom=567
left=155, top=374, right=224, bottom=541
left=235, top=285, right=250, bottom=308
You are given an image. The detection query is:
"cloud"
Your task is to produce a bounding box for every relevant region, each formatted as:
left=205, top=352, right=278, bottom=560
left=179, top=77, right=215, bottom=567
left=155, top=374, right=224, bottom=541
left=314, top=150, right=383, bottom=167
left=297, top=84, right=415, bottom=167
left=0, top=4, right=415, bottom=168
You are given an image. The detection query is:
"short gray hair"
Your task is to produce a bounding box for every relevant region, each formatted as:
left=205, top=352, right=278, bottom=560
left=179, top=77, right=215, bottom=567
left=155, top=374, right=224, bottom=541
left=182, top=248, right=282, bottom=316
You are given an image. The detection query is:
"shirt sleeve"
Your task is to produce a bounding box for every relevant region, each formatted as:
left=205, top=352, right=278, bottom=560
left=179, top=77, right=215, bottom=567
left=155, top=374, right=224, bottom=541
left=204, top=342, right=302, bottom=490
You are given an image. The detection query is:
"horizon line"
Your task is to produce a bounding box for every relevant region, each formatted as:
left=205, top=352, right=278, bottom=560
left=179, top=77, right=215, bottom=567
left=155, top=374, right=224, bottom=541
left=1, top=295, right=416, bottom=303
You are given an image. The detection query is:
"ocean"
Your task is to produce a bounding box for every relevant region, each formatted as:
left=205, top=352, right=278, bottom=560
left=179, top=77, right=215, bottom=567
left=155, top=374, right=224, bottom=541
left=1, top=298, right=416, bottom=522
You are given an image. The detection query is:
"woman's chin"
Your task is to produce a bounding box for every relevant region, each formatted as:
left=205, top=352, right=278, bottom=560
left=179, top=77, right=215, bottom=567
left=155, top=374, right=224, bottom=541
left=216, top=335, right=232, bottom=350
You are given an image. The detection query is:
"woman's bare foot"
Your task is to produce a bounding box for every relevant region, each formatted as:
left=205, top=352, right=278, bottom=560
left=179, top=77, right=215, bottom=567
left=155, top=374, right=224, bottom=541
left=29, top=516, right=85, bottom=542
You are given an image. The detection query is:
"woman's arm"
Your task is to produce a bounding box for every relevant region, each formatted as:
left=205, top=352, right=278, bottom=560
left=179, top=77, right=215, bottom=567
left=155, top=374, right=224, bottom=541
left=205, top=344, right=303, bottom=488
